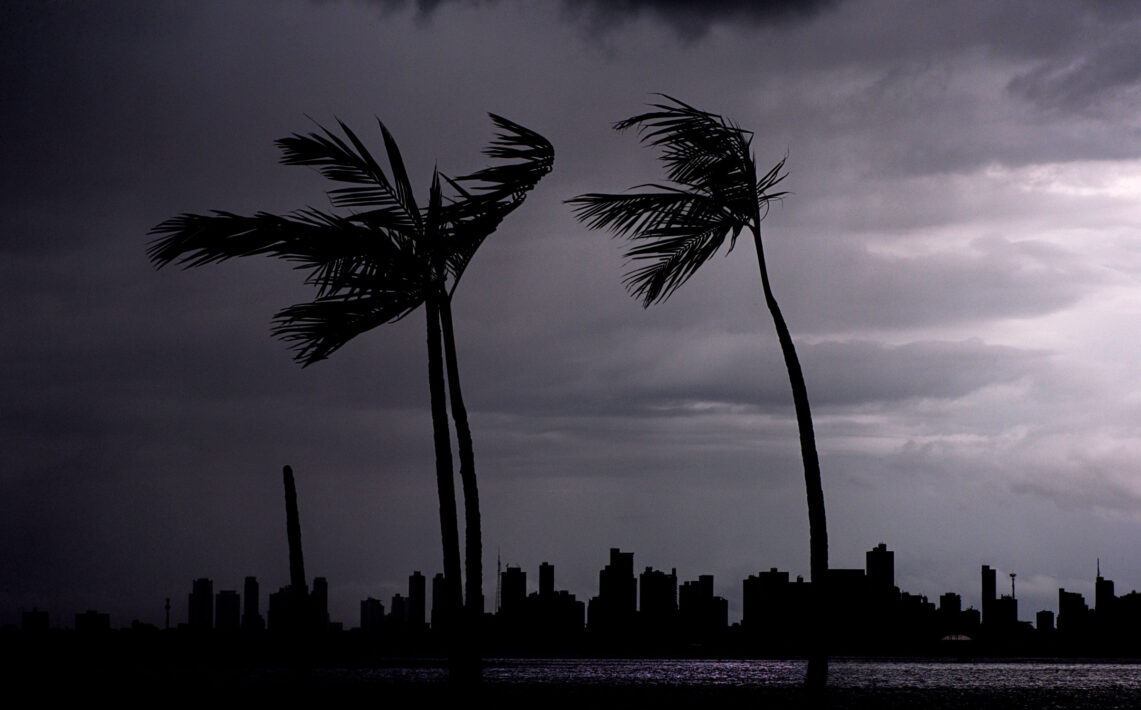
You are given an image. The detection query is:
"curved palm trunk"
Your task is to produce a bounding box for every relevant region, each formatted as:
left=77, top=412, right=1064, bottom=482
left=751, top=227, right=829, bottom=689
left=426, top=296, right=464, bottom=672
left=439, top=295, right=483, bottom=678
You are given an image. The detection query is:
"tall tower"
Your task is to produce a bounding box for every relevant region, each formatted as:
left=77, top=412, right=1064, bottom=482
left=980, top=565, right=996, bottom=626
left=1095, top=558, right=1115, bottom=622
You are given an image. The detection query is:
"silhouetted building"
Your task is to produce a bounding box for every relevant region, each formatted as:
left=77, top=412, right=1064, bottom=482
left=981, top=565, right=996, bottom=627
left=679, top=574, right=727, bottom=637
left=743, top=568, right=811, bottom=647
left=268, top=584, right=309, bottom=632
left=539, top=562, right=554, bottom=598
left=188, top=578, right=213, bottom=630
left=430, top=572, right=448, bottom=631
left=523, top=562, right=584, bottom=637
left=1058, top=588, right=1089, bottom=636
left=390, top=593, right=407, bottom=629
left=639, top=567, right=678, bottom=628
left=867, top=543, right=895, bottom=592
left=360, top=597, right=384, bottom=632
left=408, top=571, right=426, bottom=631
left=215, top=589, right=240, bottom=632
left=588, top=548, right=636, bottom=633
left=938, top=592, right=963, bottom=636
left=242, top=576, right=264, bottom=631
left=500, top=565, right=527, bottom=628
left=1095, top=567, right=1115, bottom=633
left=1036, top=609, right=1055, bottom=632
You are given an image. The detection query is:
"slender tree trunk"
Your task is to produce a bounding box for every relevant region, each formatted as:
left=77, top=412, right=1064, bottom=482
left=426, top=296, right=464, bottom=673
left=282, top=465, right=309, bottom=631
left=751, top=226, right=829, bottom=690
left=439, top=295, right=483, bottom=677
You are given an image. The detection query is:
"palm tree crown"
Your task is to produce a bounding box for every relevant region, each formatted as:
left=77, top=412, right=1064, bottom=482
left=568, top=95, right=786, bottom=306
left=149, top=113, right=553, bottom=363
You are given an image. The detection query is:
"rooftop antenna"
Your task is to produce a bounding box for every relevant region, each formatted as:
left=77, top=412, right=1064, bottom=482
left=1097, top=557, right=1101, bottom=579
left=1010, top=572, right=1016, bottom=598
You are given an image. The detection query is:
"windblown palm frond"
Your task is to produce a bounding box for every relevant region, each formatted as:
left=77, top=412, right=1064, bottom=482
left=436, top=114, right=554, bottom=289
left=148, top=113, right=552, bottom=365
left=568, top=95, right=786, bottom=307
left=277, top=119, right=422, bottom=234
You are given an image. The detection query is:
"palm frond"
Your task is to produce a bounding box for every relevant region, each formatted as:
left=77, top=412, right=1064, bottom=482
left=567, top=189, right=728, bottom=240
left=272, top=288, right=426, bottom=366
left=436, top=114, right=554, bottom=289
left=615, top=94, right=753, bottom=195
left=147, top=209, right=419, bottom=299
left=569, top=96, right=786, bottom=306
left=275, top=119, right=420, bottom=226
left=622, top=220, right=735, bottom=306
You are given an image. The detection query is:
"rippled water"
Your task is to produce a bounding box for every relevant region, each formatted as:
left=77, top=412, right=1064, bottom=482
left=337, top=658, right=1141, bottom=690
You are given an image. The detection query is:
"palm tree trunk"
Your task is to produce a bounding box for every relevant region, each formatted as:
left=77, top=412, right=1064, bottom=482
left=439, top=294, right=483, bottom=678
left=426, top=296, right=464, bottom=670
left=751, top=227, right=829, bottom=689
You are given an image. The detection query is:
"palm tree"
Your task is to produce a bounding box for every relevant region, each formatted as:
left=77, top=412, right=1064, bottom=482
left=148, top=113, right=553, bottom=675
left=568, top=95, right=829, bottom=688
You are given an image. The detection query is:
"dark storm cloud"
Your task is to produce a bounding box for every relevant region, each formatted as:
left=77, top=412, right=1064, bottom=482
left=367, top=0, right=843, bottom=38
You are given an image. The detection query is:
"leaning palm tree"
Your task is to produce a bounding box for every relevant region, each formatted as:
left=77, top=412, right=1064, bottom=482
left=568, top=95, right=829, bottom=688
left=148, top=113, right=553, bottom=677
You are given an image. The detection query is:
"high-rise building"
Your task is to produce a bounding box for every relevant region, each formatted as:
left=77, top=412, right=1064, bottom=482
left=639, top=567, right=678, bottom=624
left=242, top=576, right=264, bottom=631
left=866, top=543, right=895, bottom=591
left=539, top=562, right=554, bottom=599
left=1058, top=588, right=1088, bottom=635
left=188, top=578, right=213, bottom=630
left=408, top=571, right=426, bottom=630
left=1095, top=566, right=1115, bottom=623
left=360, top=597, right=384, bottom=632
left=981, top=565, right=996, bottom=626
left=500, top=565, right=527, bottom=623
left=678, top=574, right=728, bottom=635
left=215, top=589, right=240, bottom=632
left=430, top=572, right=448, bottom=631
left=390, top=593, right=407, bottom=629
left=589, top=548, right=636, bottom=632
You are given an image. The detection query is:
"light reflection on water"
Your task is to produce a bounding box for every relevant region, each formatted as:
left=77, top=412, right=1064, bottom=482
left=336, top=659, right=1141, bottom=690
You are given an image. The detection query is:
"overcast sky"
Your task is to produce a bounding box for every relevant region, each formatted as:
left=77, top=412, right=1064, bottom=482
left=5, top=0, right=1141, bottom=629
